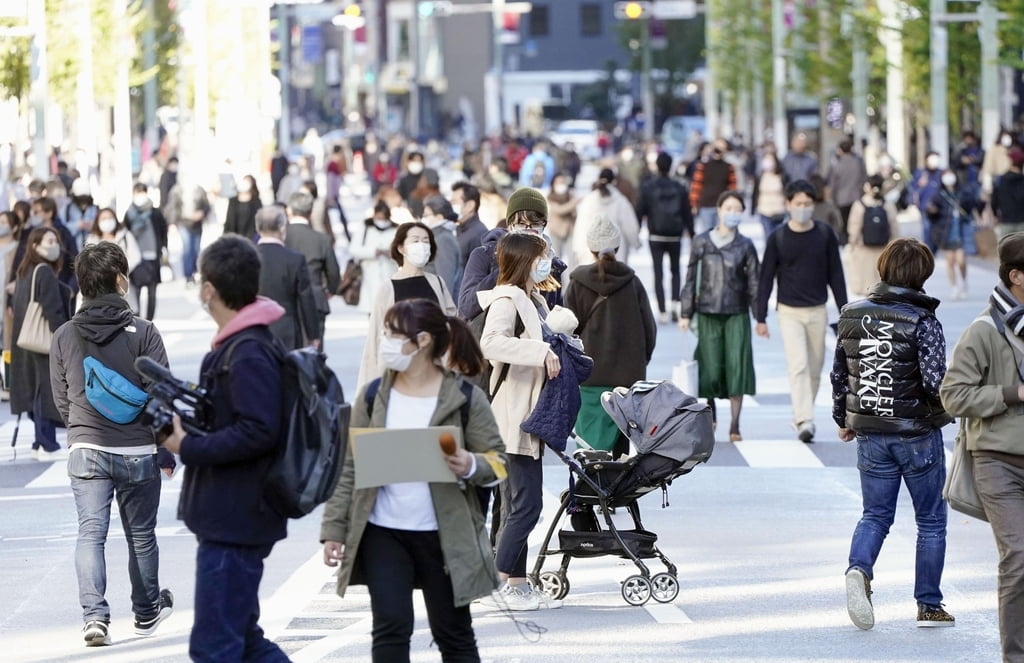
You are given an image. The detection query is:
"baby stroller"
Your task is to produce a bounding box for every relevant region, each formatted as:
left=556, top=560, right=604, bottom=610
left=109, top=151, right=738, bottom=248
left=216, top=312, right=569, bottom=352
left=528, top=380, right=714, bottom=606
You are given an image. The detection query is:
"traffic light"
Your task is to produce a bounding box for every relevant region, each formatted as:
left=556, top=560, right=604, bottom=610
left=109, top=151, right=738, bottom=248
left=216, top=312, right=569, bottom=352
left=614, top=2, right=651, bottom=20
left=343, top=3, right=361, bottom=18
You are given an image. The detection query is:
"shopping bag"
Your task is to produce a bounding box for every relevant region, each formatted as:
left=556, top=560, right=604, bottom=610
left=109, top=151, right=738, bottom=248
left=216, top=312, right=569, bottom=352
left=671, top=331, right=699, bottom=397
left=943, top=420, right=988, bottom=522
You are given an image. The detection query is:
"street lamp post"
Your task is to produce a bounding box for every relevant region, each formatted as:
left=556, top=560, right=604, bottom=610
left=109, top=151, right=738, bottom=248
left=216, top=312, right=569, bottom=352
left=771, top=0, right=787, bottom=155
left=929, top=0, right=949, bottom=163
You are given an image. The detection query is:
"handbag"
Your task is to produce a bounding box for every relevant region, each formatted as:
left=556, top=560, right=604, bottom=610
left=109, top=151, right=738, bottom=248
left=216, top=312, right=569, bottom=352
left=16, top=265, right=54, bottom=355
left=942, top=418, right=988, bottom=522
left=75, top=328, right=149, bottom=424
left=338, top=259, right=362, bottom=306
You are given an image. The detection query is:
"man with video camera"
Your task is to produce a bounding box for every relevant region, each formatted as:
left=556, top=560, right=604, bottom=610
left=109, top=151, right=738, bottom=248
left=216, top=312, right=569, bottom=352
left=161, top=235, right=291, bottom=662
left=50, top=241, right=174, bottom=647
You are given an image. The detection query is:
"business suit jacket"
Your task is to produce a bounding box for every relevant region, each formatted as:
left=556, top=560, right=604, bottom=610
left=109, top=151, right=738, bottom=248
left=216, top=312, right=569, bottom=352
left=284, top=221, right=341, bottom=316
left=257, top=241, right=320, bottom=349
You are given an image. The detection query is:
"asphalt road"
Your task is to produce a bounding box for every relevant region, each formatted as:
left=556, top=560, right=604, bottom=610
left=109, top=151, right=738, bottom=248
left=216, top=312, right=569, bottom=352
left=0, top=176, right=1006, bottom=662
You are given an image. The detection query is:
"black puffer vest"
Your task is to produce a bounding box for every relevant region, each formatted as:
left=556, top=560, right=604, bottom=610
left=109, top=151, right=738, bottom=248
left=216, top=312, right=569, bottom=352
left=837, top=282, right=952, bottom=434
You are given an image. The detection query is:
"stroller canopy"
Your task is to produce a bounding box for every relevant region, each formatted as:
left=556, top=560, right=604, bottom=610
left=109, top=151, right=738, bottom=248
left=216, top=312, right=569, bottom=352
left=601, top=380, right=714, bottom=464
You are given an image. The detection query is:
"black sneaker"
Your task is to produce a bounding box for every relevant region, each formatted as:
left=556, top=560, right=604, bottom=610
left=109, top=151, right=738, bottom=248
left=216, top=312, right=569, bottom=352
left=83, top=620, right=111, bottom=647
left=845, top=568, right=874, bottom=630
left=917, top=603, right=955, bottom=627
left=797, top=421, right=815, bottom=443
left=134, top=588, right=174, bottom=636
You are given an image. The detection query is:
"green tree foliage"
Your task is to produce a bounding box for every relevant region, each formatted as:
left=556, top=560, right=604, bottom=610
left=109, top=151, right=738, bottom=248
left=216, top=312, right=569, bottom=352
left=0, top=24, right=30, bottom=100
left=707, top=0, right=772, bottom=114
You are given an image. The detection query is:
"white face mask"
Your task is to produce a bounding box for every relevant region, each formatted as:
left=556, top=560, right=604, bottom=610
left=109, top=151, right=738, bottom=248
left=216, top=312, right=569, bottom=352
left=27, top=215, right=44, bottom=228
left=761, top=158, right=775, bottom=172
left=408, top=162, right=424, bottom=175
left=721, top=212, right=743, bottom=228
left=1002, top=135, right=1013, bottom=148
left=379, top=334, right=418, bottom=372
left=451, top=203, right=462, bottom=218
left=404, top=242, right=431, bottom=268
left=374, top=219, right=392, bottom=230
left=553, top=184, right=569, bottom=195
left=238, top=180, right=252, bottom=193
left=36, top=243, right=60, bottom=262
left=98, top=218, right=117, bottom=234
left=531, top=257, right=552, bottom=283
left=942, top=174, right=957, bottom=188
left=926, top=156, right=941, bottom=170
left=133, top=194, right=149, bottom=207
left=790, top=207, right=814, bottom=224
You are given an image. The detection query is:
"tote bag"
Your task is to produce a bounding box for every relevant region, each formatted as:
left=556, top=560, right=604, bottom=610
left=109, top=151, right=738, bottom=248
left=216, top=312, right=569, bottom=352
left=671, top=330, right=699, bottom=397
left=942, top=419, right=988, bottom=522
left=16, top=265, right=53, bottom=355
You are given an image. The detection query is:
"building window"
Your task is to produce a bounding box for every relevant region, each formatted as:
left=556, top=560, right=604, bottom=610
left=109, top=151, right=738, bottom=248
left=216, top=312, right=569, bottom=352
left=529, top=5, right=549, bottom=37
left=580, top=4, right=601, bottom=37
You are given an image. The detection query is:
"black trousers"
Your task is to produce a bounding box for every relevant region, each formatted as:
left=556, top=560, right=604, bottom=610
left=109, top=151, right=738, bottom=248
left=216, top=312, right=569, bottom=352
left=360, top=523, right=480, bottom=663
left=649, top=239, right=682, bottom=313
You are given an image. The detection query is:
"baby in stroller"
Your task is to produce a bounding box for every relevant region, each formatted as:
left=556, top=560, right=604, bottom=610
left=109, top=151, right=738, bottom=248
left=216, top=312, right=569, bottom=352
left=529, top=380, right=715, bottom=606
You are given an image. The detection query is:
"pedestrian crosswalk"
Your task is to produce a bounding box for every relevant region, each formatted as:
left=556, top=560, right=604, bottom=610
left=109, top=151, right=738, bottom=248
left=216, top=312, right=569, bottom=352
left=0, top=439, right=964, bottom=492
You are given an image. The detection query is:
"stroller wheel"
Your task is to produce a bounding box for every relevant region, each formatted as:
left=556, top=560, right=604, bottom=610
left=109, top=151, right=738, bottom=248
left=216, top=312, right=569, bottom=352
left=538, top=571, right=570, bottom=600
left=621, top=575, right=652, bottom=606
left=650, top=573, right=680, bottom=603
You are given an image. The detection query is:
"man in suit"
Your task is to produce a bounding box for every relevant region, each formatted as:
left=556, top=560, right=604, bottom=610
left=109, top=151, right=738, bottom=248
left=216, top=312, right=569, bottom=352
left=255, top=207, right=320, bottom=350
left=284, top=191, right=340, bottom=340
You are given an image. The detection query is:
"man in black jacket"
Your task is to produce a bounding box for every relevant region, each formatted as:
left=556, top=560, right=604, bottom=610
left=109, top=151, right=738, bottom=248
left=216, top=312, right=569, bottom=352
left=284, top=191, right=341, bottom=341
left=831, top=238, right=954, bottom=631
left=255, top=206, right=320, bottom=350
left=162, top=236, right=290, bottom=662
left=636, top=152, right=693, bottom=322
left=50, top=242, right=174, bottom=646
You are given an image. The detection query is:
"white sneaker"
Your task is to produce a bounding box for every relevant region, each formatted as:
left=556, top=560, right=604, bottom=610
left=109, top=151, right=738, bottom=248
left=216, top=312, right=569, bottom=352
left=527, top=587, right=563, bottom=609
left=658, top=312, right=670, bottom=325
left=35, top=447, right=67, bottom=462
left=487, top=582, right=539, bottom=611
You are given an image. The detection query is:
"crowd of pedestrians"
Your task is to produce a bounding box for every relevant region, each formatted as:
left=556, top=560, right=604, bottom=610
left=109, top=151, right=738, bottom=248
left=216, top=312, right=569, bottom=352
left=4, top=124, right=1024, bottom=663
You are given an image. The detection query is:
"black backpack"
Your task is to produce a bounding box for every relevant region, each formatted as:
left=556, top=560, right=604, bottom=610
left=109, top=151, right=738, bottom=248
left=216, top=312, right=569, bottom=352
left=646, top=179, right=687, bottom=237
left=861, top=205, right=891, bottom=247
left=467, top=304, right=524, bottom=401
left=221, top=337, right=350, bottom=519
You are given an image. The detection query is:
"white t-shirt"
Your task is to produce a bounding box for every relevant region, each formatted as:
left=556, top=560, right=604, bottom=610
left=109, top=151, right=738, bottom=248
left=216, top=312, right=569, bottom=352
left=368, top=390, right=440, bottom=531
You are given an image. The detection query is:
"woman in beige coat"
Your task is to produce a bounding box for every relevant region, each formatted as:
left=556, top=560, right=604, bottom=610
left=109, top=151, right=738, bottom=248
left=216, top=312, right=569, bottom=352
left=846, top=175, right=900, bottom=296
left=321, top=299, right=506, bottom=663
left=477, top=231, right=562, bottom=611
left=357, top=221, right=457, bottom=388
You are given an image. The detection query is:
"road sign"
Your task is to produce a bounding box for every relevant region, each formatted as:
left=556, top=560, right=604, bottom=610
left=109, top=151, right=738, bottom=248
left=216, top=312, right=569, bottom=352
left=652, top=0, right=698, bottom=19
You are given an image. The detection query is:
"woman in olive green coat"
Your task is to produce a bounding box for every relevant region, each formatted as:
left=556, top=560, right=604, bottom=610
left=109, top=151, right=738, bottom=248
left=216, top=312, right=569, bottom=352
left=320, top=298, right=507, bottom=663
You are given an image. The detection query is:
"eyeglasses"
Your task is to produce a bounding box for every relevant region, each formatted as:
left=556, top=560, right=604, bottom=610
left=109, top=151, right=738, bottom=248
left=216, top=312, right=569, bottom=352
left=511, top=222, right=547, bottom=231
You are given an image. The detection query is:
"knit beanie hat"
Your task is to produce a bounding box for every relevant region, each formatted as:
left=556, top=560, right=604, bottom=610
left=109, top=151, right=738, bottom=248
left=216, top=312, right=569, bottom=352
left=587, top=215, right=621, bottom=255
left=505, top=187, right=548, bottom=222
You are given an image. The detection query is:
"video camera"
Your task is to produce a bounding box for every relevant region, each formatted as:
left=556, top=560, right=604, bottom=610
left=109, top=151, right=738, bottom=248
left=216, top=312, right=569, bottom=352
left=134, top=357, right=211, bottom=437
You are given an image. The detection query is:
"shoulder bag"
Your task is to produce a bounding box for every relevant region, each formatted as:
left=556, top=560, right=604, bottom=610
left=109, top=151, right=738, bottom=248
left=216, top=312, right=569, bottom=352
left=942, top=417, right=987, bottom=522
left=16, top=265, right=54, bottom=355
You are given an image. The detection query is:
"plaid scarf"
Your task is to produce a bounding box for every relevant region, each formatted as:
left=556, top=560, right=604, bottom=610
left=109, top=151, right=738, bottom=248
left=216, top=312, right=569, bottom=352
left=990, top=283, right=1024, bottom=338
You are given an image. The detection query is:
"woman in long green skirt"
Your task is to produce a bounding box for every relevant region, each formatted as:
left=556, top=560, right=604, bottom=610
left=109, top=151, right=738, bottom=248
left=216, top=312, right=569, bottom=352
left=678, top=191, right=760, bottom=441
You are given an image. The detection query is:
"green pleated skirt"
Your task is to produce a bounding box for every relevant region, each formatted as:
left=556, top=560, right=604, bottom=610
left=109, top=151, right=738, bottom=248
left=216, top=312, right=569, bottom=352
left=574, top=386, right=624, bottom=452
left=694, top=313, right=756, bottom=399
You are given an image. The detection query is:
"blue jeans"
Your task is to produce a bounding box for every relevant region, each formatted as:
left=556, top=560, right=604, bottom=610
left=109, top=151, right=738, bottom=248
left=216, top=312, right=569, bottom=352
left=68, top=448, right=162, bottom=622
left=696, top=207, right=718, bottom=235
left=190, top=539, right=289, bottom=662
left=847, top=429, right=948, bottom=607
left=181, top=227, right=202, bottom=282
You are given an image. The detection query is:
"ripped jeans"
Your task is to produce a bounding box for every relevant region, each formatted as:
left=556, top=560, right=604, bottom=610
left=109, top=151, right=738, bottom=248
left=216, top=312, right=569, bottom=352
left=847, top=429, right=948, bottom=607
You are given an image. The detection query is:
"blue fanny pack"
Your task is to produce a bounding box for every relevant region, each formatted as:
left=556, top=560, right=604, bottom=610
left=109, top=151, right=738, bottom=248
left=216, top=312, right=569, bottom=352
left=76, top=327, right=149, bottom=424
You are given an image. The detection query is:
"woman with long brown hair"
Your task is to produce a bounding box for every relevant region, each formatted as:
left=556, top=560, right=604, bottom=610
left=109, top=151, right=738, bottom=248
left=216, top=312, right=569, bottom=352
left=477, top=231, right=562, bottom=611
left=11, top=227, right=73, bottom=459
